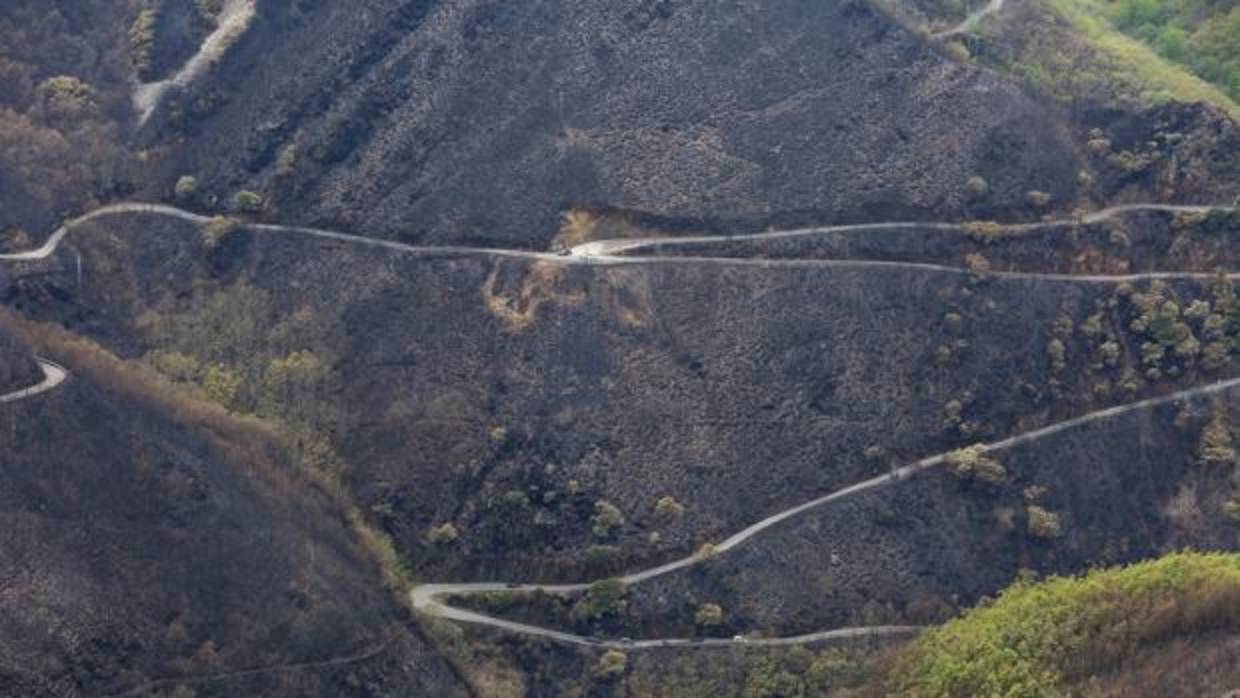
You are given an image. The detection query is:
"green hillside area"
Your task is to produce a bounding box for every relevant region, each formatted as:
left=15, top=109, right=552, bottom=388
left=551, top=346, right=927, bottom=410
left=892, top=552, right=1240, bottom=697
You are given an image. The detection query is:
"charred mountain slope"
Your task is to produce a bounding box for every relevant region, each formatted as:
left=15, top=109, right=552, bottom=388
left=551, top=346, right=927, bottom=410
left=0, top=321, right=469, bottom=698
left=151, top=0, right=1085, bottom=247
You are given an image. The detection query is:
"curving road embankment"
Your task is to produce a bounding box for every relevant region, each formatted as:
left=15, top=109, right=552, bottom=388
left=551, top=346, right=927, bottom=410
left=0, top=358, right=67, bottom=404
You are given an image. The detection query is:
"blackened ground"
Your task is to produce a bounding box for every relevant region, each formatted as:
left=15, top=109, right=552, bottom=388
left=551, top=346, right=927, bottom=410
left=0, top=348, right=469, bottom=698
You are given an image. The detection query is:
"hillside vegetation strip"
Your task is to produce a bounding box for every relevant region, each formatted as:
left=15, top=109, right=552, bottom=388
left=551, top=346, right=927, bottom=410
left=891, top=552, right=1240, bottom=697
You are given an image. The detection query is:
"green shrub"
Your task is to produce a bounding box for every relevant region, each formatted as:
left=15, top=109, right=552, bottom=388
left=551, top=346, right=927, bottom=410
left=34, top=76, right=98, bottom=122
left=202, top=363, right=242, bottom=407
left=1198, top=408, right=1236, bottom=464
left=595, top=649, right=627, bottom=679
left=1026, top=190, right=1053, bottom=208
left=175, top=176, right=199, bottom=201
left=591, top=500, right=625, bottom=537
left=199, top=216, right=240, bottom=250
left=129, top=9, right=157, bottom=76
left=654, top=495, right=686, bottom=519
left=427, top=522, right=459, bottom=545
left=572, top=578, right=627, bottom=622
left=231, top=190, right=264, bottom=213
left=946, top=445, right=1007, bottom=485
left=1026, top=505, right=1064, bottom=539
left=962, top=221, right=1006, bottom=244
left=1048, top=338, right=1067, bottom=372
left=964, top=176, right=989, bottom=198
left=695, top=602, right=723, bottom=627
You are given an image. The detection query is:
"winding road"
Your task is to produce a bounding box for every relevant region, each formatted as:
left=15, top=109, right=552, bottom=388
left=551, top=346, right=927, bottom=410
left=0, top=359, right=67, bottom=404
left=410, top=375, right=1240, bottom=647
left=3, top=202, right=1236, bottom=285
left=133, top=0, right=258, bottom=125
left=4, top=199, right=1240, bottom=648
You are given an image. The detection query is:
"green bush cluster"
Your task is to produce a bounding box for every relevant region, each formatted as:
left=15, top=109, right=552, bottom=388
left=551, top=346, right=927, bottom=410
left=1100, top=0, right=1240, bottom=100
left=1026, top=505, right=1064, bottom=539
left=946, top=445, right=1007, bottom=485
left=1118, top=278, right=1240, bottom=379
left=571, top=579, right=627, bottom=622
left=591, top=500, right=625, bottom=538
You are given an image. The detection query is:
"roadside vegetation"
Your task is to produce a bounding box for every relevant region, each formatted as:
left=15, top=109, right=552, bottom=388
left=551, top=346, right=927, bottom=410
left=889, top=552, right=1240, bottom=697
left=1090, top=0, right=1239, bottom=101
left=1049, top=0, right=1239, bottom=116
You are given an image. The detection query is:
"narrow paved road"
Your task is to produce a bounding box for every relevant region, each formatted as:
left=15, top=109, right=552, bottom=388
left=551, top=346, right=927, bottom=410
left=133, top=0, right=257, bottom=124
left=570, top=204, right=1225, bottom=256
left=3, top=202, right=1236, bottom=285
left=7, top=200, right=1240, bottom=647
left=0, top=359, right=67, bottom=404
left=931, top=0, right=1005, bottom=38
left=412, top=375, right=1240, bottom=647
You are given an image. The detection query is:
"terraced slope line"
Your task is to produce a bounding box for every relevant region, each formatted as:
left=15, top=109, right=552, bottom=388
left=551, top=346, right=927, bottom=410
left=133, top=0, right=258, bottom=125
left=412, top=374, right=1240, bottom=647
left=3, top=202, right=1236, bottom=286
left=0, top=359, right=67, bottom=404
